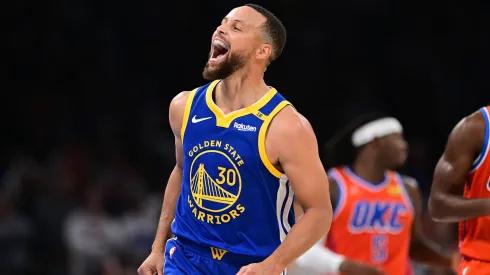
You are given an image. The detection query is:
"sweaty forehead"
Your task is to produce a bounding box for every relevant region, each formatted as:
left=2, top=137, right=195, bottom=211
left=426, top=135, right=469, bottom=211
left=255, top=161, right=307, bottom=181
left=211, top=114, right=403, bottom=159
left=225, top=6, right=267, bottom=27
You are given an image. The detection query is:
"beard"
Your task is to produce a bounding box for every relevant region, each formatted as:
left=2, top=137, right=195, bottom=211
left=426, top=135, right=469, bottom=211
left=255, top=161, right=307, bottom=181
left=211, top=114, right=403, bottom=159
left=202, top=51, right=249, bottom=80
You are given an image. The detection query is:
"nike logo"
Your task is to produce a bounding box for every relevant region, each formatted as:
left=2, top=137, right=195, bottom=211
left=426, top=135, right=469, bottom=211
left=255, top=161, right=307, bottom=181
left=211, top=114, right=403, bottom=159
left=192, top=115, right=212, bottom=123
left=486, top=177, right=490, bottom=192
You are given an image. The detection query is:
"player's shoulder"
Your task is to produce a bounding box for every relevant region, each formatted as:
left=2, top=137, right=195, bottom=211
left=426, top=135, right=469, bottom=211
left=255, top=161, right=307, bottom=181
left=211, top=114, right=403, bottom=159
left=446, top=108, right=486, bottom=149
left=170, top=91, right=193, bottom=111
left=268, top=105, right=315, bottom=140
left=169, top=91, right=193, bottom=133
left=453, top=109, right=486, bottom=136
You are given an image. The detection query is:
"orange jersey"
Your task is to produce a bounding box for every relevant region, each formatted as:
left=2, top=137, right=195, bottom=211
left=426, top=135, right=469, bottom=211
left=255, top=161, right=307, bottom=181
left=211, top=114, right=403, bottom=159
left=325, top=166, right=414, bottom=275
left=459, top=106, right=490, bottom=262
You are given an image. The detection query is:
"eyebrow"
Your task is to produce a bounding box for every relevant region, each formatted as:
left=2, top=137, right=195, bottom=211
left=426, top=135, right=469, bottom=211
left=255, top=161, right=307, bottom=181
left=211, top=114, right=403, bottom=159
left=222, top=17, right=244, bottom=24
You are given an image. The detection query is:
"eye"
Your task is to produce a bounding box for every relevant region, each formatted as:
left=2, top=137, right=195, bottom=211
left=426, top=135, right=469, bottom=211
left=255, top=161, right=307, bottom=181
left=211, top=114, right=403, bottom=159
left=233, top=26, right=241, bottom=31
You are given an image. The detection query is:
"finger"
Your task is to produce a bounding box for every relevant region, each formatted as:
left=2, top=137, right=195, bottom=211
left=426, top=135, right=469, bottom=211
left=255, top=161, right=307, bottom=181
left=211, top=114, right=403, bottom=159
left=235, top=267, right=246, bottom=275
left=141, top=267, right=155, bottom=275
left=137, top=267, right=148, bottom=275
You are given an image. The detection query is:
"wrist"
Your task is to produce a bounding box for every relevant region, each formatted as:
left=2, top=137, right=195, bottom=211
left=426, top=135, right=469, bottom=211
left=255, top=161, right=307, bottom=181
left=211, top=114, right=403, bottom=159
left=262, top=257, right=286, bottom=274
left=151, top=232, right=174, bottom=253
left=151, top=240, right=167, bottom=254
left=151, top=246, right=165, bottom=254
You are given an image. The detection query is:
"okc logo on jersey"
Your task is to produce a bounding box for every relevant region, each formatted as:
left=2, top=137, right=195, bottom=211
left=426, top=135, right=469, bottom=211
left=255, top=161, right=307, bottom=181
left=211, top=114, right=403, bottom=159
left=187, top=140, right=246, bottom=225
left=348, top=200, right=408, bottom=234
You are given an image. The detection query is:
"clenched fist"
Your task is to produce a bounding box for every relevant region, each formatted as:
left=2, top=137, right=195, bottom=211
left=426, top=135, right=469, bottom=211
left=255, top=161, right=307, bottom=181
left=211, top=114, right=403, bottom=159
left=138, top=251, right=164, bottom=275
left=236, top=262, right=283, bottom=275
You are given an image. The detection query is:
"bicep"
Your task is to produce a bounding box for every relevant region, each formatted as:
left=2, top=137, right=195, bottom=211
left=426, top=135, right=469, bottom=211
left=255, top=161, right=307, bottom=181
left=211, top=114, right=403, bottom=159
left=278, top=117, right=331, bottom=210
left=432, top=153, right=471, bottom=194
left=169, top=91, right=191, bottom=171
left=294, top=177, right=337, bottom=219
left=432, top=117, right=482, bottom=195
left=175, top=136, right=184, bottom=170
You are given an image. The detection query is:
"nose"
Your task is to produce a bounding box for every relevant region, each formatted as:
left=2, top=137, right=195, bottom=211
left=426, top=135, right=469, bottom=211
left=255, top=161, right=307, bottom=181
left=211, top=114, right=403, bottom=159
left=216, top=24, right=227, bottom=35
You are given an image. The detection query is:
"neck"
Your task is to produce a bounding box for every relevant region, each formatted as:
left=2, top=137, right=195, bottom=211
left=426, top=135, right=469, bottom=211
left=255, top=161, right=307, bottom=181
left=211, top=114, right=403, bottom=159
left=351, top=150, right=386, bottom=184
left=215, top=67, right=270, bottom=112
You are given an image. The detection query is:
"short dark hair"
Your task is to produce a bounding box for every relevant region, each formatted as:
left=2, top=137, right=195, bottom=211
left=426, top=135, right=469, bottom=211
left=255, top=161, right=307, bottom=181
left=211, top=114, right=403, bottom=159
left=245, top=4, right=287, bottom=62
left=324, top=113, right=388, bottom=167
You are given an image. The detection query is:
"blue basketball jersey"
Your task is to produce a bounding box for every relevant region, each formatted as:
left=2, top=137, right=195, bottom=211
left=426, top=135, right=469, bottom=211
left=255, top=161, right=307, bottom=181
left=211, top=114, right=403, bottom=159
left=171, top=80, right=296, bottom=264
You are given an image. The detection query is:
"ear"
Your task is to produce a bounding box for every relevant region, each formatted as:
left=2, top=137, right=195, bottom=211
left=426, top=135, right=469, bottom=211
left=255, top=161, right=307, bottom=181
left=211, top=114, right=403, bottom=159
left=256, top=43, right=272, bottom=62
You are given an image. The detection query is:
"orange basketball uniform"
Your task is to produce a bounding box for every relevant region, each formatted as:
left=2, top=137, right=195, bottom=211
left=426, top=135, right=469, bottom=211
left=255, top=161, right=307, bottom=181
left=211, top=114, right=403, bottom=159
left=458, top=106, right=490, bottom=275
left=325, top=166, right=414, bottom=275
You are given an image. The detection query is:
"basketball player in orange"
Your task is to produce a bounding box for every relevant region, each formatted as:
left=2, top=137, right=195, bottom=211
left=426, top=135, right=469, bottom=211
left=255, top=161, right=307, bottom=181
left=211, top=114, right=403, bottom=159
left=429, top=106, right=490, bottom=275
left=292, top=114, right=455, bottom=275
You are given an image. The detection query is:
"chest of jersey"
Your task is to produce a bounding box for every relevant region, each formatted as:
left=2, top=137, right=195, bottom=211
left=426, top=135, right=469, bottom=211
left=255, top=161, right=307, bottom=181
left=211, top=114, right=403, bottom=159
left=326, top=167, right=414, bottom=269
left=184, top=104, right=269, bottom=224
left=183, top=120, right=259, bottom=223
left=173, top=80, right=295, bottom=257
left=331, top=168, right=413, bottom=232
left=349, top=199, right=411, bottom=234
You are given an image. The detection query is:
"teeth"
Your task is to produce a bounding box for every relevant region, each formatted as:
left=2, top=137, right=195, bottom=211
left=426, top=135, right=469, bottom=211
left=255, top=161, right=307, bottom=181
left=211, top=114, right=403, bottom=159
left=213, top=40, right=228, bottom=49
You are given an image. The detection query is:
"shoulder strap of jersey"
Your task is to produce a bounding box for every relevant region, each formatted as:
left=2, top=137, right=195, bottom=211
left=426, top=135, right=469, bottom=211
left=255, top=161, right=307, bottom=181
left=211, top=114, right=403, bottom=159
left=257, top=99, right=293, bottom=178
left=470, top=106, right=490, bottom=171
left=391, top=172, right=415, bottom=214
left=180, top=83, right=212, bottom=142
left=327, top=167, right=348, bottom=220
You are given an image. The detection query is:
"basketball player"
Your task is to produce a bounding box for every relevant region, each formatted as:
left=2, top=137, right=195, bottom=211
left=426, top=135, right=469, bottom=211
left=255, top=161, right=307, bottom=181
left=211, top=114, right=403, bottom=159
left=429, top=106, right=490, bottom=275
left=137, top=4, right=332, bottom=275
left=291, top=114, right=455, bottom=275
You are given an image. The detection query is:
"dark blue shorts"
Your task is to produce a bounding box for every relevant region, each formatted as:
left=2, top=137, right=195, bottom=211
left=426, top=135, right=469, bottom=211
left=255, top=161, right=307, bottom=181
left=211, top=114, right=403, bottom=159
left=164, top=238, right=242, bottom=275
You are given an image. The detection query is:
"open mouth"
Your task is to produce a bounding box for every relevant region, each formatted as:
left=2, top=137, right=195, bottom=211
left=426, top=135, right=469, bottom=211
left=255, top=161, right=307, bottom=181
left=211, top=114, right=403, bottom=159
left=210, top=39, right=229, bottom=62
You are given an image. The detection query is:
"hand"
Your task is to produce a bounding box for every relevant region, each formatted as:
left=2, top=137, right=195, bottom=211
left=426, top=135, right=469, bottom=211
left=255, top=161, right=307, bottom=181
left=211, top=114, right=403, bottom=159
left=451, top=251, right=461, bottom=273
left=339, top=259, right=386, bottom=275
left=137, top=251, right=164, bottom=275
left=236, top=262, right=283, bottom=275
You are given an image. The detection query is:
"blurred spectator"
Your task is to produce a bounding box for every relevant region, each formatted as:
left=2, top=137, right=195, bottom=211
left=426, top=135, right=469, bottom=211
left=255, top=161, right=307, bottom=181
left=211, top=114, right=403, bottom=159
left=64, top=185, right=124, bottom=275
left=0, top=194, right=33, bottom=275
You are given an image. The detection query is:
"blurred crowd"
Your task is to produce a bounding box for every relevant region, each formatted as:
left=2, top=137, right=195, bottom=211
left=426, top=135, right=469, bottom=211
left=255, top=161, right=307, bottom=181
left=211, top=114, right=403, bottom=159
left=0, top=136, right=168, bottom=275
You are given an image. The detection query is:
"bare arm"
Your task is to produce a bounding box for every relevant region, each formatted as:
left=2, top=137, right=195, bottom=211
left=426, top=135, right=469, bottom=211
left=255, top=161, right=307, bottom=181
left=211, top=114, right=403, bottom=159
left=263, top=107, right=333, bottom=272
left=428, top=111, right=490, bottom=222
left=151, top=91, right=190, bottom=252
left=403, top=176, right=451, bottom=267
left=293, top=176, right=338, bottom=221
left=292, top=177, right=384, bottom=275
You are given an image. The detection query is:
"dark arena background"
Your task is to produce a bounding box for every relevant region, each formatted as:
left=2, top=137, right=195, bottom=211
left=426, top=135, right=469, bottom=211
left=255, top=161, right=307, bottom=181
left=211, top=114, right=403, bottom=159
left=3, top=0, right=489, bottom=275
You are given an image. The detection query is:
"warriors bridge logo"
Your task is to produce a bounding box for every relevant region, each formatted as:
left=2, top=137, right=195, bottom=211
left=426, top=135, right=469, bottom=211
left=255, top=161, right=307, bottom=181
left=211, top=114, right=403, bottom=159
left=187, top=140, right=246, bottom=224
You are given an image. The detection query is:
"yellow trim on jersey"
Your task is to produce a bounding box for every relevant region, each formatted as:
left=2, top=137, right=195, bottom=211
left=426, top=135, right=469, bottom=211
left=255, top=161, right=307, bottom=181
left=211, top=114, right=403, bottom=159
left=205, top=80, right=278, bottom=128
left=258, top=100, right=292, bottom=178
left=180, top=88, right=198, bottom=142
